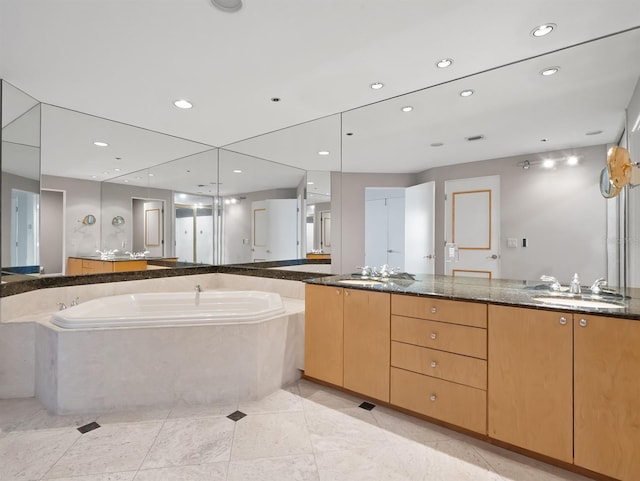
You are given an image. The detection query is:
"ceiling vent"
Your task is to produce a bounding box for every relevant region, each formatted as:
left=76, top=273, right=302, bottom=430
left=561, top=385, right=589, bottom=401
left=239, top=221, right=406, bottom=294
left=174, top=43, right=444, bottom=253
left=465, top=135, right=485, bottom=141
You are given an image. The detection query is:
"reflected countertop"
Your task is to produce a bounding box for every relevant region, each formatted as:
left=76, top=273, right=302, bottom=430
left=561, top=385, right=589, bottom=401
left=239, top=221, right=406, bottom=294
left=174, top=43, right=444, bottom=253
left=304, top=274, right=640, bottom=320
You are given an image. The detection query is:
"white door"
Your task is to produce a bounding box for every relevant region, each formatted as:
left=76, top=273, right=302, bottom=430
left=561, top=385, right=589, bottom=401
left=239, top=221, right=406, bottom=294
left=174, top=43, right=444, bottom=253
left=387, top=196, right=405, bottom=269
left=143, top=201, right=164, bottom=257
left=444, top=175, right=500, bottom=279
left=267, top=199, right=298, bottom=260
left=252, top=201, right=268, bottom=261
left=365, top=198, right=388, bottom=267
left=320, top=211, right=331, bottom=254
left=405, top=181, right=435, bottom=275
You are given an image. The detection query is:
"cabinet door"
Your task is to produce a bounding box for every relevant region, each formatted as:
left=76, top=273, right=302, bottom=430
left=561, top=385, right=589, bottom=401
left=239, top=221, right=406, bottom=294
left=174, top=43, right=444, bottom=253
left=575, top=315, right=640, bottom=480
left=488, top=305, right=573, bottom=463
left=343, top=289, right=390, bottom=401
left=304, top=284, right=344, bottom=386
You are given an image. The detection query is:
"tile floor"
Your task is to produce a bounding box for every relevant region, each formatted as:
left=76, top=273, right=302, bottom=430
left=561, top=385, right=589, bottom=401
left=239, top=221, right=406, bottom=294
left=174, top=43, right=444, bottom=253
left=0, top=379, right=596, bottom=481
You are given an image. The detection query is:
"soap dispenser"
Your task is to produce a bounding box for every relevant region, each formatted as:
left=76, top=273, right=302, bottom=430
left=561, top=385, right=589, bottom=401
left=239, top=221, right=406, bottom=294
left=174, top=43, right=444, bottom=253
left=570, top=273, right=581, bottom=294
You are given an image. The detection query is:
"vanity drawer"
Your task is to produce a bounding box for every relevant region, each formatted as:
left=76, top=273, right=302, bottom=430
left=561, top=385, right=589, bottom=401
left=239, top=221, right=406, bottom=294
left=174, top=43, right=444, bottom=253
left=391, top=341, right=487, bottom=390
left=392, top=295, right=487, bottom=328
left=391, top=367, right=486, bottom=434
left=391, top=315, right=487, bottom=359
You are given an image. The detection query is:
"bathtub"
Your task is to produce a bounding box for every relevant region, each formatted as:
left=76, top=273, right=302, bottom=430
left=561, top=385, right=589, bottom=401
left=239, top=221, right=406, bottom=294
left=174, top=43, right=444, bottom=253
left=51, top=290, right=286, bottom=329
left=38, top=289, right=304, bottom=414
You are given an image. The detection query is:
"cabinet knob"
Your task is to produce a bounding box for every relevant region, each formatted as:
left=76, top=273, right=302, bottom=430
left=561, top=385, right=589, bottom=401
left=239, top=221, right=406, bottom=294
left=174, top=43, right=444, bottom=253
left=430, top=361, right=437, bottom=368
left=579, top=318, right=588, bottom=327
left=345, top=291, right=349, bottom=297
left=559, top=317, right=567, bottom=325
left=429, top=394, right=437, bottom=402
left=430, top=332, right=438, bottom=340
left=431, top=307, right=437, bottom=314
left=336, top=290, right=340, bottom=295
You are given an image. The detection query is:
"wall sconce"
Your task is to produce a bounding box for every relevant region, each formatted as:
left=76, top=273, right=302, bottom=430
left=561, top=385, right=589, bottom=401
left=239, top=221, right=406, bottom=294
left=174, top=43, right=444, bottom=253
left=112, top=215, right=125, bottom=226
left=80, top=214, right=96, bottom=225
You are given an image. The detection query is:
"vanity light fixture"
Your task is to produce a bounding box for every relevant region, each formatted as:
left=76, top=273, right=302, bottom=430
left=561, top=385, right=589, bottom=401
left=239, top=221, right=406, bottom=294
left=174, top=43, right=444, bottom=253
left=531, top=23, right=556, bottom=37
left=233, top=169, right=242, bottom=173
left=401, top=106, right=413, bottom=112
left=459, top=89, right=474, bottom=97
left=370, top=82, right=384, bottom=90
left=318, top=151, right=330, bottom=156
left=542, top=159, right=555, bottom=169
left=567, top=156, right=579, bottom=166
left=540, top=66, right=560, bottom=76
left=93, top=141, right=108, bottom=147
left=436, top=58, right=453, bottom=68
left=522, top=160, right=531, bottom=170
left=174, top=99, right=193, bottom=109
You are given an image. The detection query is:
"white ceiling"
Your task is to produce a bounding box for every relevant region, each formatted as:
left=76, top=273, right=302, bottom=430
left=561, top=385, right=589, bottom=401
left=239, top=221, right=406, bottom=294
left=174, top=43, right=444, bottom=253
left=1, top=1, right=640, bottom=181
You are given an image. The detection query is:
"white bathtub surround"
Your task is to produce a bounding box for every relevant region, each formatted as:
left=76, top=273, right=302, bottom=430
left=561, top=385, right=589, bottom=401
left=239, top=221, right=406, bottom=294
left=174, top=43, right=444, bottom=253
left=36, top=296, right=304, bottom=414
left=0, top=321, right=35, bottom=398
left=1, top=273, right=305, bottom=405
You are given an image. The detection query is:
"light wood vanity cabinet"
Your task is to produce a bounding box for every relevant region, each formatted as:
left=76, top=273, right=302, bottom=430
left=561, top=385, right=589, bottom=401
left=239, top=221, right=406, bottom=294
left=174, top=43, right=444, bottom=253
left=304, top=284, right=344, bottom=386
left=304, top=284, right=391, bottom=401
left=390, top=295, right=488, bottom=434
left=67, top=257, right=147, bottom=275
left=574, top=314, right=640, bottom=480
left=487, top=305, right=573, bottom=463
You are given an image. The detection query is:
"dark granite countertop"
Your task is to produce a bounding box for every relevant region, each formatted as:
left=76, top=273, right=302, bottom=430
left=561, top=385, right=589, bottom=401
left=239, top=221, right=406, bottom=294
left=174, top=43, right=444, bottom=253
left=305, top=274, right=640, bottom=320
left=0, top=259, right=331, bottom=297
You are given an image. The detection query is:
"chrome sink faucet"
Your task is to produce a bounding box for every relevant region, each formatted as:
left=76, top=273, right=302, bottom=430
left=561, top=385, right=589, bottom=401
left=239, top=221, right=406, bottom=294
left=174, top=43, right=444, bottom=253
left=590, top=278, right=607, bottom=294
left=540, top=275, right=562, bottom=291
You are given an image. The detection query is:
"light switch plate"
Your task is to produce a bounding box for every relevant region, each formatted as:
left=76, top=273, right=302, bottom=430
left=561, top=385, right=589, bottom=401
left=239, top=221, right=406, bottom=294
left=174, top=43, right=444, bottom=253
left=507, top=237, right=518, bottom=248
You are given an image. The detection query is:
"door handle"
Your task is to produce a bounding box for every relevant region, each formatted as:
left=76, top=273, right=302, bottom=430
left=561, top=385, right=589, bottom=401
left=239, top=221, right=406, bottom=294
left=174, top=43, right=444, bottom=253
left=423, top=254, right=435, bottom=259
left=486, top=254, right=500, bottom=259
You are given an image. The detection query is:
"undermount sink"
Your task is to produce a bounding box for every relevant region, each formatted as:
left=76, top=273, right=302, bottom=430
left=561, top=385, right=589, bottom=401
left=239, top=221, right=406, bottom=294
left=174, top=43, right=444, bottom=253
left=338, top=279, right=386, bottom=287
left=533, top=296, right=626, bottom=309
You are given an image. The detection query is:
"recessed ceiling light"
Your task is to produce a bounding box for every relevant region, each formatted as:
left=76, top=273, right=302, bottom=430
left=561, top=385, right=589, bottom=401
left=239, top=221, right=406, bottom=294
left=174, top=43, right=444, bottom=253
left=307, top=181, right=315, bottom=185
left=135, top=176, right=143, bottom=180
left=233, top=169, right=242, bottom=173
left=148, top=173, right=154, bottom=177
left=370, top=82, right=384, bottom=90
left=209, top=0, right=242, bottom=12
left=318, top=151, right=330, bottom=156
left=93, top=141, right=108, bottom=147
left=123, top=179, right=129, bottom=183
left=531, top=23, right=556, bottom=37
left=173, top=99, right=193, bottom=109
left=540, top=67, right=560, bottom=76
left=401, top=106, right=413, bottom=112
left=102, top=171, right=109, bottom=175
left=436, top=58, right=454, bottom=68
left=459, top=89, right=474, bottom=97
left=542, top=159, right=555, bottom=169
left=567, top=156, right=579, bottom=166
left=430, top=142, right=444, bottom=147
left=114, top=168, right=121, bottom=172
left=585, top=130, right=603, bottom=136
left=91, top=175, right=98, bottom=179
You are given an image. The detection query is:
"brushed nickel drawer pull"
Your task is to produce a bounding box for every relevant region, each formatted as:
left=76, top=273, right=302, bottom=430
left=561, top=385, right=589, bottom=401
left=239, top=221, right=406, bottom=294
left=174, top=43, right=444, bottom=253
left=430, top=332, right=438, bottom=340
left=431, top=307, right=437, bottom=314
left=430, top=361, right=437, bottom=368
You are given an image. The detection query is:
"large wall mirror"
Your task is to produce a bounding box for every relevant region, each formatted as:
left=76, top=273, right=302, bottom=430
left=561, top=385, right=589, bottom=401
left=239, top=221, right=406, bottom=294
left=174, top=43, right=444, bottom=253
left=2, top=28, right=640, bottom=286
left=1, top=80, right=41, bottom=272
left=339, top=28, right=640, bottom=286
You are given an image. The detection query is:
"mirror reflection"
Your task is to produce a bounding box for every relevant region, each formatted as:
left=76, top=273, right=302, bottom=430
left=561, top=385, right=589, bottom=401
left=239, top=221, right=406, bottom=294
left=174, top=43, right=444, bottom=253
left=340, top=28, right=640, bottom=286
left=1, top=80, right=41, bottom=273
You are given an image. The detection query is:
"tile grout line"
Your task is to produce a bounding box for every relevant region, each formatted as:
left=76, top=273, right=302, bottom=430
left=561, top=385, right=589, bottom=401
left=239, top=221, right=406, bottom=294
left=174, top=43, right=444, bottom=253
left=131, top=412, right=171, bottom=479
